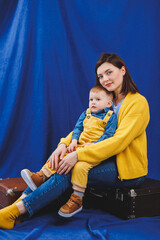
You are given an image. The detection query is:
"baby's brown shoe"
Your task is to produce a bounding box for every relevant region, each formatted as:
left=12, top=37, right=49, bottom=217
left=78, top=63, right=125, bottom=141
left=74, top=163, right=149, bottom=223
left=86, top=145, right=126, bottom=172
left=21, top=169, right=45, bottom=191
left=58, top=193, right=82, bottom=218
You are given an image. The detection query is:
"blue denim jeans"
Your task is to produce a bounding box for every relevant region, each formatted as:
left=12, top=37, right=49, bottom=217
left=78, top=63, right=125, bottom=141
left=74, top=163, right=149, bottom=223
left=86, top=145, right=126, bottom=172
left=22, top=157, right=146, bottom=216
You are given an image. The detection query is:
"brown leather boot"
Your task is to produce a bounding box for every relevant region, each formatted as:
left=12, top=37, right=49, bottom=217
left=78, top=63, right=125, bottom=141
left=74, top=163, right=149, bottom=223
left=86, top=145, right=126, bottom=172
left=21, top=169, right=45, bottom=191
left=58, top=193, right=82, bottom=218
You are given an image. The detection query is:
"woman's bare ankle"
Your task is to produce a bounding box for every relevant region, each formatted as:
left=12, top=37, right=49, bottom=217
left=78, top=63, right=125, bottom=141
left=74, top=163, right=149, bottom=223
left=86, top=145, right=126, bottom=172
left=16, top=201, right=27, bottom=215
left=20, top=193, right=27, bottom=199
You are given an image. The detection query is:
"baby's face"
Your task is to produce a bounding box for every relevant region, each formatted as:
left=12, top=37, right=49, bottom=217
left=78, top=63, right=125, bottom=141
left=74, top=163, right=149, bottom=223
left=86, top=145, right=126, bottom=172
left=89, top=90, right=112, bottom=113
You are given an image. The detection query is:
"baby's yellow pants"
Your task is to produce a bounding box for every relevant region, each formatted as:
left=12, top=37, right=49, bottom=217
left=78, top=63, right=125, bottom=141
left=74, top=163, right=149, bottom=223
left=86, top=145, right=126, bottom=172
left=42, top=159, right=99, bottom=193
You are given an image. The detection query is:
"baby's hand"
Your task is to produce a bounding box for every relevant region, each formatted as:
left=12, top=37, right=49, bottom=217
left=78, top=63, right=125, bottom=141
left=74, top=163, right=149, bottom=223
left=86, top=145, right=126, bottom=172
left=81, top=142, right=94, bottom=148
left=67, top=139, right=78, bottom=153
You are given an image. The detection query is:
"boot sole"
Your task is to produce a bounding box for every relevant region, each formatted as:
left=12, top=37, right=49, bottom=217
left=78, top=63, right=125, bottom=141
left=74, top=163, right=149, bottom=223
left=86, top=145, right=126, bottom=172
left=21, top=169, right=37, bottom=191
left=58, top=206, right=83, bottom=218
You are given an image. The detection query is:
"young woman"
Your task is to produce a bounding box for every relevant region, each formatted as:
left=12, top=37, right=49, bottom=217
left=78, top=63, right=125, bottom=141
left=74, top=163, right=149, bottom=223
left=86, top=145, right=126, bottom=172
left=0, top=53, right=150, bottom=229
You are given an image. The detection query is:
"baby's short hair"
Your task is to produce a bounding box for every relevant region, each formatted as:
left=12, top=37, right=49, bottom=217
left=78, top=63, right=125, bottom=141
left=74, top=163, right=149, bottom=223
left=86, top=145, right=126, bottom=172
left=90, top=85, right=114, bottom=100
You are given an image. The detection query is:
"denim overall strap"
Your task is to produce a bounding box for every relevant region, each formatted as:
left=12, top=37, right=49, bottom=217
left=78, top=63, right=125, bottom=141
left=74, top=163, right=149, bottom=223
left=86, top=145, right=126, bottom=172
left=102, top=110, right=113, bottom=124
left=86, top=108, right=91, bottom=118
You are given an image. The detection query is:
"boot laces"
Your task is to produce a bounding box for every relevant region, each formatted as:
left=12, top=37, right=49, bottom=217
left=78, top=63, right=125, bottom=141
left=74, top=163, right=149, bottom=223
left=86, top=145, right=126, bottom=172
left=67, top=197, right=79, bottom=208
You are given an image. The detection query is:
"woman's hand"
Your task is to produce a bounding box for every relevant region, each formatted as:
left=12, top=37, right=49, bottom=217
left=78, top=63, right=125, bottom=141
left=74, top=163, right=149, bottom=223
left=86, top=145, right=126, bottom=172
left=81, top=142, right=94, bottom=147
left=47, top=144, right=67, bottom=170
left=57, top=151, right=78, bottom=175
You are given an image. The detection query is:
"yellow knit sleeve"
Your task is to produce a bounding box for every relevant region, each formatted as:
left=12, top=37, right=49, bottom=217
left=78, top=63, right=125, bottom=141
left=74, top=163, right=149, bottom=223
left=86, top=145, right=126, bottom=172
left=58, top=131, right=73, bottom=147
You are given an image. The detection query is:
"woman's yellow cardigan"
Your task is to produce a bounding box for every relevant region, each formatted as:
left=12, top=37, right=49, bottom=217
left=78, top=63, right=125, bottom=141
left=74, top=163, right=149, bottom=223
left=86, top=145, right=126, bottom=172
left=59, top=92, right=150, bottom=180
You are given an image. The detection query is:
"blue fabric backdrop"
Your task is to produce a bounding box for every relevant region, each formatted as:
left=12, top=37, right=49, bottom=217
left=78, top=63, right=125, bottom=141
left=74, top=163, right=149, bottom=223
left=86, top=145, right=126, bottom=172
left=0, top=0, right=160, bottom=180
left=0, top=210, right=160, bottom=240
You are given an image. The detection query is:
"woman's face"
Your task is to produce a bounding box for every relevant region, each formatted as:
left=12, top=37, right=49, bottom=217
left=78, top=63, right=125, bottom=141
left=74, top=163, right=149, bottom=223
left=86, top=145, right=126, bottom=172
left=97, top=62, right=126, bottom=94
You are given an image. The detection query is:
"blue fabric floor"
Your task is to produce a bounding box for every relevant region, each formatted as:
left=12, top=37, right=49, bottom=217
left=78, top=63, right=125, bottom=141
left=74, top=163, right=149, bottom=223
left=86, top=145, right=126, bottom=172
left=0, top=208, right=160, bottom=240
